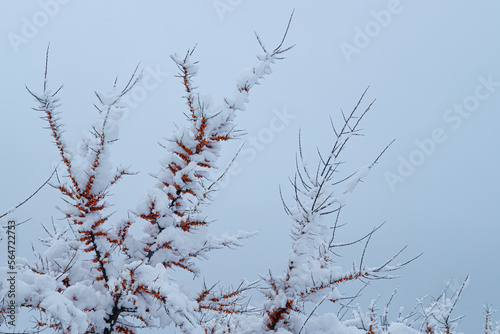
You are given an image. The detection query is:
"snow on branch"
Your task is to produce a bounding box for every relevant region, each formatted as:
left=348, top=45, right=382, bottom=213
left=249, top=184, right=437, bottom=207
left=255, top=88, right=417, bottom=333
left=418, top=276, right=470, bottom=334
left=1, top=15, right=294, bottom=334
left=1, top=12, right=490, bottom=334
left=132, top=18, right=294, bottom=284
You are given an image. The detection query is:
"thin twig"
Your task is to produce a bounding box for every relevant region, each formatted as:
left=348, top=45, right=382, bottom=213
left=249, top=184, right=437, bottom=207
left=0, top=167, right=57, bottom=219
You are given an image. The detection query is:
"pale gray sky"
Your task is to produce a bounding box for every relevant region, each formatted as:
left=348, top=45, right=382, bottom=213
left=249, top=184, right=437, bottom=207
left=1, top=1, right=500, bottom=333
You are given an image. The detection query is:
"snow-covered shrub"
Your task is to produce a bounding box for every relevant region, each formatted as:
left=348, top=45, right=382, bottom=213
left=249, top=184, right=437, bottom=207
left=0, top=15, right=495, bottom=334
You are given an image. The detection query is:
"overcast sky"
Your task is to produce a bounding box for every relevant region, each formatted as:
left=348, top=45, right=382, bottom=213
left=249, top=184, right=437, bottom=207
left=1, top=1, right=500, bottom=333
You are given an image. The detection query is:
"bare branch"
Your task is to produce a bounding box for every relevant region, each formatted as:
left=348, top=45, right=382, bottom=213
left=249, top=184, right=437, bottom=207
left=0, top=167, right=57, bottom=219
